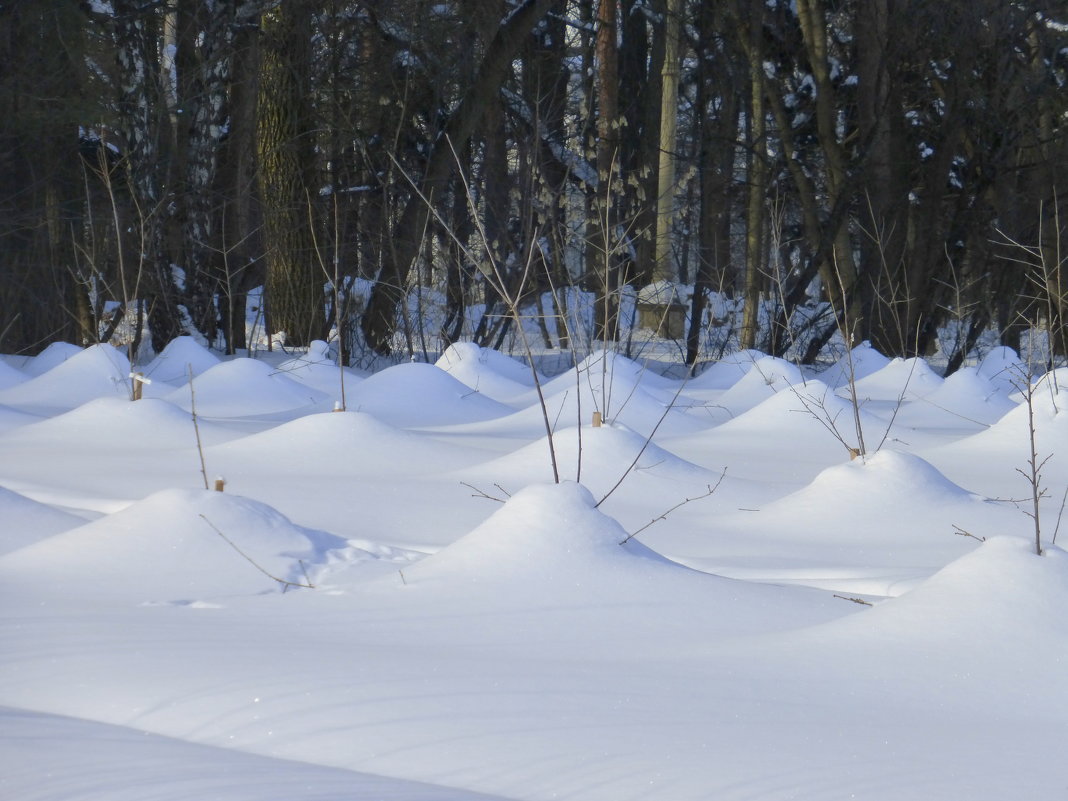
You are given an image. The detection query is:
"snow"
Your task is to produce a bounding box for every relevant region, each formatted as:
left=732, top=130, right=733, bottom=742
left=1, top=340, right=1067, bottom=800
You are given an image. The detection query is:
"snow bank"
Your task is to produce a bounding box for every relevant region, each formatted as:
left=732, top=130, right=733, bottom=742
left=0, top=489, right=344, bottom=601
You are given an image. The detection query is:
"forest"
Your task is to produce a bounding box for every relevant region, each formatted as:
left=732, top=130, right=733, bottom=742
left=2, top=0, right=1067, bottom=370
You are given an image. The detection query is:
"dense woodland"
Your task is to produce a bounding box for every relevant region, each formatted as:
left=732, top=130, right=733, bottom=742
left=1, top=0, right=1067, bottom=370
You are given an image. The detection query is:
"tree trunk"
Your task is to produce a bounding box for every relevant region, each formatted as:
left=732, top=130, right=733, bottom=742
left=111, top=0, right=184, bottom=353
left=592, top=0, right=621, bottom=341
left=257, top=1, right=326, bottom=348
left=739, top=0, right=766, bottom=351
left=360, top=0, right=556, bottom=356
left=652, top=0, right=681, bottom=285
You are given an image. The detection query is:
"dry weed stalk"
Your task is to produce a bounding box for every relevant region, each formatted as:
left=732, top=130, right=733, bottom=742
left=199, top=513, right=315, bottom=592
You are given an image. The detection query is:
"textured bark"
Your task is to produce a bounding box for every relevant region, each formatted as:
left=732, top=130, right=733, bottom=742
left=257, top=1, right=326, bottom=347
left=592, top=0, right=621, bottom=341
left=687, top=0, right=738, bottom=366
left=180, top=0, right=244, bottom=344
left=111, top=0, right=184, bottom=352
left=739, top=0, right=766, bottom=351
left=653, top=0, right=681, bottom=284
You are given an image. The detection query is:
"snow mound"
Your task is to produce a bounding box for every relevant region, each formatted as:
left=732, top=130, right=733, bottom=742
left=714, top=356, right=804, bottom=416
left=272, top=340, right=366, bottom=399
left=819, top=342, right=892, bottom=388
left=0, top=404, right=42, bottom=434
left=17, top=341, right=84, bottom=377
left=816, top=538, right=1068, bottom=665
left=898, top=366, right=1015, bottom=427
left=941, top=371, right=1068, bottom=458
left=714, top=378, right=880, bottom=451
left=0, top=344, right=131, bottom=412
left=542, top=349, right=675, bottom=396
left=346, top=362, right=515, bottom=427
left=845, top=356, right=943, bottom=401
left=0, top=396, right=236, bottom=449
left=163, top=357, right=329, bottom=417
left=460, top=374, right=707, bottom=442
left=142, top=336, right=221, bottom=385
left=0, top=485, right=86, bottom=555
left=688, top=349, right=770, bottom=390
left=435, top=342, right=537, bottom=403
left=0, top=489, right=345, bottom=600
left=744, top=450, right=1022, bottom=563
left=976, top=345, right=1027, bottom=396
left=210, top=410, right=490, bottom=476
left=0, top=358, right=27, bottom=391
left=873, top=536, right=1068, bottom=629
left=796, top=448, right=979, bottom=507
left=457, top=422, right=720, bottom=493
left=405, top=482, right=676, bottom=590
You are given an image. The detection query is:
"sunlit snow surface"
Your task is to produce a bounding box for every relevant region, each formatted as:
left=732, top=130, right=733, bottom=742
left=1, top=339, right=1066, bottom=800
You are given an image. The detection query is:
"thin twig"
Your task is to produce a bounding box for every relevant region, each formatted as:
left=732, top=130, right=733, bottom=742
left=833, top=594, right=873, bottom=606
left=460, top=481, right=509, bottom=502
left=952, top=524, right=986, bottom=543
left=596, top=373, right=695, bottom=508
left=189, top=364, right=209, bottom=490
left=199, top=514, right=315, bottom=590
left=1051, top=486, right=1068, bottom=548
left=619, top=471, right=726, bottom=545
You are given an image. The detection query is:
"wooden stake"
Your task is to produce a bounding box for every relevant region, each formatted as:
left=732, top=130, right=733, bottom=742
left=592, top=410, right=603, bottom=428
left=129, top=371, right=150, bottom=401
left=214, top=476, right=226, bottom=492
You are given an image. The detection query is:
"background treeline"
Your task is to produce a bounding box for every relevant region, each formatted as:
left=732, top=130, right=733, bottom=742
left=1, top=0, right=1066, bottom=370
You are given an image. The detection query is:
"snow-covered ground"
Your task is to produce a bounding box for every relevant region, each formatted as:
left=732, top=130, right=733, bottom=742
left=1, top=337, right=1066, bottom=800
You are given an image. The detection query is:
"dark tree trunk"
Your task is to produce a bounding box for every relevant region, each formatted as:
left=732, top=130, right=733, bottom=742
left=360, top=0, right=556, bottom=356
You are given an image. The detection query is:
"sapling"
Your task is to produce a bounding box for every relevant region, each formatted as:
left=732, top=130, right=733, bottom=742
left=188, top=364, right=210, bottom=491
left=1013, top=362, right=1052, bottom=555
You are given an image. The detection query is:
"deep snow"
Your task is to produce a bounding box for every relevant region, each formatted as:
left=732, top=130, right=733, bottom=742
left=1, top=338, right=1066, bottom=800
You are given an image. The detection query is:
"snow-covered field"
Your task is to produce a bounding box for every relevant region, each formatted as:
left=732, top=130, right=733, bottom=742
left=1, top=338, right=1066, bottom=800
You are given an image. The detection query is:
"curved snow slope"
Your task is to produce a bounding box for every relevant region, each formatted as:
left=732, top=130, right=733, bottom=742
left=400, top=482, right=840, bottom=632
left=0, top=486, right=86, bottom=556
left=536, top=349, right=677, bottom=398
left=345, top=362, right=515, bottom=427
left=0, top=396, right=237, bottom=450
left=820, top=536, right=1068, bottom=643
left=845, top=356, right=944, bottom=402
left=0, top=404, right=42, bottom=435
left=16, top=341, right=83, bottom=377
left=142, top=336, right=221, bottom=385
left=209, top=410, right=493, bottom=477
left=687, top=348, right=767, bottom=390
left=818, top=341, right=892, bottom=388
left=271, top=340, right=366, bottom=399
left=163, top=357, right=329, bottom=417
left=711, top=355, right=805, bottom=416
left=440, top=365, right=708, bottom=445
left=664, top=379, right=884, bottom=475
left=435, top=341, right=539, bottom=403
left=0, top=489, right=344, bottom=601
left=891, top=366, right=1015, bottom=430
left=0, top=344, right=131, bottom=412
left=660, top=450, right=1027, bottom=596
left=452, top=421, right=724, bottom=497
left=754, top=449, right=1020, bottom=551
left=0, top=358, right=27, bottom=391
left=921, top=370, right=1068, bottom=495
left=2, top=706, right=512, bottom=801
left=976, top=345, right=1027, bottom=396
